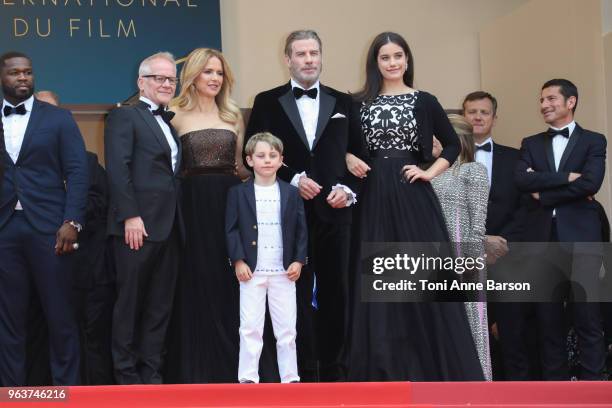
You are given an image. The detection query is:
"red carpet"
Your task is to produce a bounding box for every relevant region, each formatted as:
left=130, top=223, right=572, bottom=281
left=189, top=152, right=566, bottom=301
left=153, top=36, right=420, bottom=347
left=2, top=381, right=611, bottom=407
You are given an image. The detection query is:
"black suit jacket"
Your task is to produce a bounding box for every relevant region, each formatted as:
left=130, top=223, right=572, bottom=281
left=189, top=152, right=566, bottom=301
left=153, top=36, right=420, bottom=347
left=0, top=119, right=4, bottom=193
left=225, top=179, right=307, bottom=272
left=487, top=142, right=525, bottom=241
left=0, top=99, right=88, bottom=234
left=515, top=124, right=606, bottom=242
left=245, top=82, right=364, bottom=224
left=74, top=152, right=114, bottom=288
left=104, top=101, right=183, bottom=242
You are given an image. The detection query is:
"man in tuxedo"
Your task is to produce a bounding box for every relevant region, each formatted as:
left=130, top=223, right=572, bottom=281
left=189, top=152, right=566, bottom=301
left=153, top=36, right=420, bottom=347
left=462, top=91, right=527, bottom=379
left=0, top=51, right=88, bottom=385
left=105, top=52, right=182, bottom=384
left=514, top=79, right=606, bottom=380
left=246, top=30, right=362, bottom=381
left=0, top=118, right=4, bottom=190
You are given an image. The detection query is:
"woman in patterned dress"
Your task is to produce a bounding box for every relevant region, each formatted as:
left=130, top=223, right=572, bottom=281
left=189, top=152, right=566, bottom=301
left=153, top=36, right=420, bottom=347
left=431, top=114, right=492, bottom=380
left=345, top=32, right=483, bottom=381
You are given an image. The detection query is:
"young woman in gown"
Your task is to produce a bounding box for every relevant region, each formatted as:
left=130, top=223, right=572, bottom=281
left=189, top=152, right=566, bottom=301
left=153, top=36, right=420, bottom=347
left=430, top=114, right=492, bottom=380
left=345, top=32, right=484, bottom=381
left=167, top=48, right=250, bottom=383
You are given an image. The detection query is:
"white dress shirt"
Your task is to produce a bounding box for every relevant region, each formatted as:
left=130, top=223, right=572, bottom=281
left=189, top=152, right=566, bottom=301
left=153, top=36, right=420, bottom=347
left=550, top=121, right=575, bottom=217
left=475, top=136, right=493, bottom=188
left=139, top=96, right=178, bottom=172
left=291, top=78, right=319, bottom=150
left=2, top=95, right=35, bottom=210
left=288, top=79, right=356, bottom=206
left=551, top=121, right=575, bottom=171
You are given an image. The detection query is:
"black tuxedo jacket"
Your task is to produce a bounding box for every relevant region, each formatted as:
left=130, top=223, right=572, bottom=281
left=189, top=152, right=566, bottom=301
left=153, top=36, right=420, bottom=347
left=104, top=101, right=183, bottom=242
left=514, top=124, right=606, bottom=242
left=225, top=179, right=308, bottom=271
left=0, top=119, right=4, bottom=193
left=0, top=99, right=88, bottom=234
left=245, top=82, right=364, bottom=224
left=487, top=142, right=525, bottom=241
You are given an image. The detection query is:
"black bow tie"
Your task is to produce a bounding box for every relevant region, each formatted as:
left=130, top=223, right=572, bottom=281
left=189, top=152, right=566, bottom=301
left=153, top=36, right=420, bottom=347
left=293, top=87, right=318, bottom=100
left=547, top=127, right=570, bottom=138
left=476, top=142, right=492, bottom=152
left=151, top=105, right=175, bottom=125
left=3, top=104, right=26, bottom=117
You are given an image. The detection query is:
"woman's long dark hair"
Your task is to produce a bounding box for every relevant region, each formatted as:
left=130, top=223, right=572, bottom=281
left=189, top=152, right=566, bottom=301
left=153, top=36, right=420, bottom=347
left=354, top=32, right=414, bottom=103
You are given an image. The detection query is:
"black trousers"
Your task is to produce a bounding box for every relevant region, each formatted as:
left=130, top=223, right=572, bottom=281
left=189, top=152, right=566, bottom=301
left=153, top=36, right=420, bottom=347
left=309, top=214, right=351, bottom=381
left=0, top=212, right=80, bottom=386
left=111, top=225, right=180, bottom=384
left=497, top=222, right=605, bottom=380
left=74, top=283, right=115, bottom=385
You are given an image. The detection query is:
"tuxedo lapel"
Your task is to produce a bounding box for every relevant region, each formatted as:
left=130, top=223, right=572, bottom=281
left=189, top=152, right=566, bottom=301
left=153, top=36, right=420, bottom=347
left=489, top=143, right=502, bottom=198
left=278, top=85, right=310, bottom=149
left=312, top=86, right=335, bottom=150
left=558, top=124, right=582, bottom=171
left=244, top=179, right=257, bottom=217
left=171, top=126, right=182, bottom=176
left=279, top=180, right=289, bottom=221
left=544, top=133, right=556, bottom=171
left=135, top=102, right=173, bottom=169
left=16, top=99, right=44, bottom=164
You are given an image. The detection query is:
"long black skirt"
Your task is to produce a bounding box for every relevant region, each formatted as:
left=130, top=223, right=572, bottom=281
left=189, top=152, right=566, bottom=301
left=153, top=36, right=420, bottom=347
left=166, top=173, right=241, bottom=383
left=347, top=154, right=484, bottom=381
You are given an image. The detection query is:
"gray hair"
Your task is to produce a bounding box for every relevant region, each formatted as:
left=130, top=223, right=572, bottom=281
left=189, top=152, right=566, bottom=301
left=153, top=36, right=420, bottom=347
left=284, top=30, right=322, bottom=57
left=138, top=51, right=176, bottom=76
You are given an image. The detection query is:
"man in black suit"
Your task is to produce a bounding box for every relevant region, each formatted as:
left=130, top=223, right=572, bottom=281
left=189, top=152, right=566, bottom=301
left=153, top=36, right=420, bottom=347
left=0, top=51, right=88, bottom=386
left=463, top=92, right=524, bottom=255
left=0, top=119, right=4, bottom=190
left=246, top=30, right=362, bottom=381
left=514, top=79, right=606, bottom=380
left=105, top=52, right=182, bottom=384
left=462, top=91, right=527, bottom=379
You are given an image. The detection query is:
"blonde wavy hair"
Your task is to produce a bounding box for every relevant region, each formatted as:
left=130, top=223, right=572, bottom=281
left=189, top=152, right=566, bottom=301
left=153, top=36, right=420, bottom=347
left=447, top=113, right=476, bottom=165
left=171, top=48, right=241, bottom=129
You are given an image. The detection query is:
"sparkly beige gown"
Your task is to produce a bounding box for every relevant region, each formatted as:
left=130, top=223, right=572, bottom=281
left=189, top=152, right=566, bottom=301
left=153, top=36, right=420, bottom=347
left=432, top=160, right=492, bottom=381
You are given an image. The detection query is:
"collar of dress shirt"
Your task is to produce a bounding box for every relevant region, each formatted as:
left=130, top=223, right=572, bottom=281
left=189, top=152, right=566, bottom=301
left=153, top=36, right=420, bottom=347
left=476, top=136, right=493, bottom=151
left=3, top=95, right=34, bottom=113
left=290, top=78, right=320, bottom=95
left=139, top=95, right=159, bottom=111
left=549, top=120, right=576, bottom=137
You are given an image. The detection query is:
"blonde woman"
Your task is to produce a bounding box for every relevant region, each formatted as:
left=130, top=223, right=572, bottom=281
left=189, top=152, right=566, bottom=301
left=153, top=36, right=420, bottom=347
left=167, top=48, right=249, bottom=383
left=430, top=114, right=491, bottom=380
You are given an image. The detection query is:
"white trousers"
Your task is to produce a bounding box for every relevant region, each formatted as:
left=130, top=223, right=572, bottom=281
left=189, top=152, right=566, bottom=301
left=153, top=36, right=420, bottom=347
left=238, top=274, right=299, bottom=383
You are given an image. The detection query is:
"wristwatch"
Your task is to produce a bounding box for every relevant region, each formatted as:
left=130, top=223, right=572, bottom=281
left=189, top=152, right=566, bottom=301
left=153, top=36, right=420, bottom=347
left=64, top=220, right=83, bottom=233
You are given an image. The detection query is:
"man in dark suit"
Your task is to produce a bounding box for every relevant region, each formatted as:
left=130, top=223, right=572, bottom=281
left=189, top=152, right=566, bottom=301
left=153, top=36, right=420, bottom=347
left=0, top=119, right=4, bottom=190
left=462, top=91, right=527, bottom=379
left=73, top=151, right=115, bottom=384
left=246, top=30, right=362, bottom=381
left=105, top=52, right=182, bottom=384
left=0, top=51, right=88, bottom=386
left=514, top=78, right=606, bottom=380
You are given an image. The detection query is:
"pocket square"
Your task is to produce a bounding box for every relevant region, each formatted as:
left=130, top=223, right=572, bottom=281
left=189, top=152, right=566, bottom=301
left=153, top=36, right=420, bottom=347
left=331, top=112, right=346, bottom=119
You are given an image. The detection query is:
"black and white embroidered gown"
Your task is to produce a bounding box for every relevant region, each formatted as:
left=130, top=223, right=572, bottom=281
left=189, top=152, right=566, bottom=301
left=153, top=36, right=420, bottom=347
left=347, top=93, right=484, bottom=381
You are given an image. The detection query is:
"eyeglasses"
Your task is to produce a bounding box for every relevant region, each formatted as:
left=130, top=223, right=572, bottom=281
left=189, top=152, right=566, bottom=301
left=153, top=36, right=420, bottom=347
left=142, top=75, right=178, bottom=86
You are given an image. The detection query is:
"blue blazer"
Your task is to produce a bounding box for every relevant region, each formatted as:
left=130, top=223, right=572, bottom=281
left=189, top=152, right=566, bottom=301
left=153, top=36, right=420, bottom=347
left=515, top=124, right=606, bottom=242
left=0, top=99, right=88, bottom=234
left=225, top=179, right=308, bottom=271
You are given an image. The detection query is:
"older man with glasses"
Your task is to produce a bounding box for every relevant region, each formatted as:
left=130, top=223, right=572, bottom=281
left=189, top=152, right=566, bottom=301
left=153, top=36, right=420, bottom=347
left=104, top=52, right=183, bottom=384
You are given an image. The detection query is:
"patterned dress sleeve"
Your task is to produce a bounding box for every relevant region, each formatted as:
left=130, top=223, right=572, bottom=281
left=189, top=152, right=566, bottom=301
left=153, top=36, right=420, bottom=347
left=464, top=162, right=489, bottom=260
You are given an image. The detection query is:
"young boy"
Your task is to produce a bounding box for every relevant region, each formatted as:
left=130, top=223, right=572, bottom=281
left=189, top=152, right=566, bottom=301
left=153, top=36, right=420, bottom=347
left=225, top=132, right=307, bottom=383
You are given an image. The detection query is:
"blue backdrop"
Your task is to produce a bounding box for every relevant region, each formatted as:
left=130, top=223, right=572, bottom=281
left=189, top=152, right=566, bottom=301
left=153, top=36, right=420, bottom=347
left=0, top=0, right=221, bottom=104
